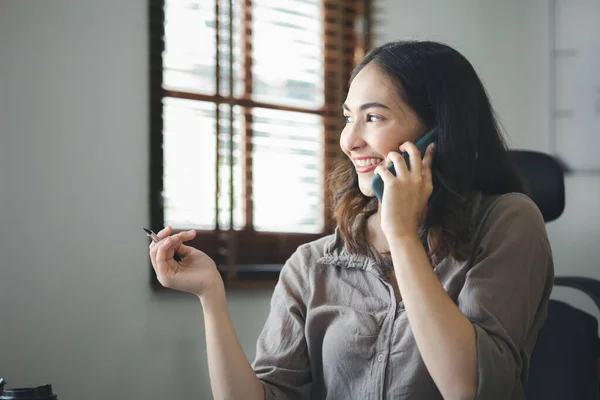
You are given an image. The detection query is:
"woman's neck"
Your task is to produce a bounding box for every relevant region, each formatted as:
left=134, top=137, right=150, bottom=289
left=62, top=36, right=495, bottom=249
left=365, top=208, right=390, bottom=255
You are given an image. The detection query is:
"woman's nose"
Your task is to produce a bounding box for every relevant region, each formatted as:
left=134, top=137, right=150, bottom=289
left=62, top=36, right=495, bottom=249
left=341, top=123, right=366, bottom=153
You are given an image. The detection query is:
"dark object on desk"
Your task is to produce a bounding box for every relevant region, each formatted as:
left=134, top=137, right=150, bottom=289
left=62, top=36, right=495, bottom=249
left=508, top=150, right=600, bottom=400
left=0, top=378, right=58, bottom=399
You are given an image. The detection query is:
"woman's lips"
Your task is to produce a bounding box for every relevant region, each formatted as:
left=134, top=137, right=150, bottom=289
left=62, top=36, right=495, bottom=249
left=354, top=161, right=384, bottom=173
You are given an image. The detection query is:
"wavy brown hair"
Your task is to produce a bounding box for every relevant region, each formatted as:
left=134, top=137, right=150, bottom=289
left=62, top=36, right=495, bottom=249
left=329, top=41, right=528, bottom=263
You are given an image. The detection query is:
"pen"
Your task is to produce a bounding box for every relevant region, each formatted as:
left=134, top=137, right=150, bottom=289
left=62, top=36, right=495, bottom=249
left=143, top=227, right=183, bottom=262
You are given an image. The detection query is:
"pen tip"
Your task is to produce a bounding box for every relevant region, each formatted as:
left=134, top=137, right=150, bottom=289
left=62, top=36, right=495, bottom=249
left=142, top=227, right=152, bottom=235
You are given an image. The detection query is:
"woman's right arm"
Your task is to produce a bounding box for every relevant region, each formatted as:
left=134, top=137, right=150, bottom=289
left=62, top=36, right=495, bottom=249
left=149, top=227, right=264, bottom=400
left=201, top=285, right=265, bottom=400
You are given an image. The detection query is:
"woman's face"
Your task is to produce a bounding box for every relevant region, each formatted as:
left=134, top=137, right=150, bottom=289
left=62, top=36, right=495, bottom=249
left=340, top=63, right=424, bottom=197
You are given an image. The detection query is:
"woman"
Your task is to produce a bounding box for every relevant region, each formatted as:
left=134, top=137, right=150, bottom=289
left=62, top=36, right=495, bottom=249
left=149, top=41, right=554, bottom=400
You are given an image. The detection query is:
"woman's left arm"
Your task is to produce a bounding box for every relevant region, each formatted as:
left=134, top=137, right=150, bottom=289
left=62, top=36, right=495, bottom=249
left=389, top=195, right=554, bottom=400
left=388, top=234, right=478, bottom=400
left=377, top=143, right=478, bottom=399
left=376, top=143, right=554, bottom=400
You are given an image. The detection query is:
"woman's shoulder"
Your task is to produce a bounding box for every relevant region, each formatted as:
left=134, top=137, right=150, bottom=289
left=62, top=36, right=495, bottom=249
left=292, top=232, right=338, bottom=264
left=478, top=192, right=545, bottom=227
left=281, top=232, right=337, bottom=272
left=276, top=233, right=337, bottom=290
left=472, top=192, right=549, bottom=246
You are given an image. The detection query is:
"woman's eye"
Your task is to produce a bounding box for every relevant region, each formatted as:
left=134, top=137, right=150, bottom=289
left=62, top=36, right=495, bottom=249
left=343, top=115, right=353, bottom=123
left=366, top=114, right=381, bottom=122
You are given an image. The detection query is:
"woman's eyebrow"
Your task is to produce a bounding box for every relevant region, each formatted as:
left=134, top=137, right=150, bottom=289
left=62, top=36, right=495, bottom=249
left=342, top=102, right=391, bottom=112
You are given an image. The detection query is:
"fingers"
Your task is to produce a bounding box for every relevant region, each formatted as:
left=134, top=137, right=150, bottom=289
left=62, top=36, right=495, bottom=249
left=155, top=230, right=196, bottom=265
left=374, top=163, right=396, bottom=184
left=422, top=143, right=435, bottom=191
left=399, top=142, right=422, bottom=176
left=387, top=151, right=410, bottom=179
left=377, top=141, right=435, bottom=185
left=155, top=236, right=177, bottom=266
left=149, top=226, right=171, bottom=273
left=173, top=230, right=197, bottom=258
left=157, top=226, right=171, bottom=239
left=148, top=226, right=171, bottom=250
left=422, top=142, right=435, bottom=170
left=149, top=226, right=168, bottom=270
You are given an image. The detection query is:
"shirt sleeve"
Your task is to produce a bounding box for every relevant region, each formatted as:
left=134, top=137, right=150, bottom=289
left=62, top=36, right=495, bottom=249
left=457, top=194, right=555, bottom=399
left=252, top=247, right=313, bottom=400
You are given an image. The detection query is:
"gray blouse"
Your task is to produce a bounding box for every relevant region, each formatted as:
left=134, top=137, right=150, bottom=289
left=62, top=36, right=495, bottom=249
left=252, top=193, right=555, bottom=399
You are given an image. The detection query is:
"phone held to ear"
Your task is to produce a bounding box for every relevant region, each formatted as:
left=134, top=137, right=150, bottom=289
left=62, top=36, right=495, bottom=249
left=371, top=128, right=438, bottom=203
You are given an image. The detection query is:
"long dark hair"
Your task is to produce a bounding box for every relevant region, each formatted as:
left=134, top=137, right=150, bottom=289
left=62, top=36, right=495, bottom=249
left=329, top=40, right=528, bottom=262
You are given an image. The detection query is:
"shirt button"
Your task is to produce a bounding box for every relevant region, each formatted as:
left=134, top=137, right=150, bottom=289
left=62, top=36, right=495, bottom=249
left=377, top=353, right=385, bottom=363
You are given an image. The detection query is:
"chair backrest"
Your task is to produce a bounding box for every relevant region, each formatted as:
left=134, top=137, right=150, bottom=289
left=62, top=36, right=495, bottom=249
left=508, top=150, right=565, bottom=222
left=509, top=150, right=600, bottom=399
left=525, top=278, right=600, bottom=400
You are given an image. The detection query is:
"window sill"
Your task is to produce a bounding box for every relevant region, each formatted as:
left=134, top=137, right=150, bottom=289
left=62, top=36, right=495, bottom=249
left=150, top=264, right=282, bottom=291
left=218, top=264, right=282, bottom=289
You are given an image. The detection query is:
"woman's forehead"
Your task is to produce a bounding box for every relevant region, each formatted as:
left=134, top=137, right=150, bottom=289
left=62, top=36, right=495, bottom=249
left=345, top=64, right=405, bottom=113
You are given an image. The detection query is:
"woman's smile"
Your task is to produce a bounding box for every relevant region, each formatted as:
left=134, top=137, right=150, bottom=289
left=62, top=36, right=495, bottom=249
left=353, top=156, right=384, bottom=173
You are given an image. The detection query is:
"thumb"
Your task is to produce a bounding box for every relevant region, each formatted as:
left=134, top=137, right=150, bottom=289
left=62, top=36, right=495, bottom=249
left=173, top=230, right=197, bottom=257
left=176, top=242, right=196, bottom=258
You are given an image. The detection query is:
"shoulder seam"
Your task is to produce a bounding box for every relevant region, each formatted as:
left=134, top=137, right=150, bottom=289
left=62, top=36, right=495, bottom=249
left=470, top=192, right=542, bottom=252
left=479, top=192, right=538, bottom=225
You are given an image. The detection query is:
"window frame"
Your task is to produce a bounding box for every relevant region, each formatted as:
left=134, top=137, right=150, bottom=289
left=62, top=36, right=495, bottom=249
left=148, top=0, right=372, bottom=288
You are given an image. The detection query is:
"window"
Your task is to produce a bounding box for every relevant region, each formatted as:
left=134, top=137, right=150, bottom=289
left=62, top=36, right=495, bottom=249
left=149, top=0, right=371, bottom=286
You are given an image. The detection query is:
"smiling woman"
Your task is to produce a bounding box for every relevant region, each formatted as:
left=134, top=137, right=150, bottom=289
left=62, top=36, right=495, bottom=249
left=340, top=64, right=423, bottom=193
left=149, top=39, right=555, bottom=400
left=331, top=42, right=529, bottom=263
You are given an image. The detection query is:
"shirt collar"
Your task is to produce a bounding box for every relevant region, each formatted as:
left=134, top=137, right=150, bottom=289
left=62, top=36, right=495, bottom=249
left=317, top=214, right=389, bottom=278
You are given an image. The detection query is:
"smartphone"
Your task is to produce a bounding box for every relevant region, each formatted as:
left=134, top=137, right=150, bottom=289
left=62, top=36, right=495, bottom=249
left=371, top=128, right=438, bottom=203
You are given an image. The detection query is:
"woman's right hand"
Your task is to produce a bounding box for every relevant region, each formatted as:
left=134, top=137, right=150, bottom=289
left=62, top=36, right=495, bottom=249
left=149, top=226, right=224, bottom=298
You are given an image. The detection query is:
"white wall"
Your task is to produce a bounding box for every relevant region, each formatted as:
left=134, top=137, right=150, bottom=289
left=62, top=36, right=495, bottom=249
left=373, top=0, right=600, bottom=316
left=1, top=0, right=599, bottom=399
left=0, top=1, right=271, bottom=399
left=373, top=0, right=551, bottom=153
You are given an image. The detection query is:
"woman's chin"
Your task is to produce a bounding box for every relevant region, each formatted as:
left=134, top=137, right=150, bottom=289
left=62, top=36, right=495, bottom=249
left=358, top=181, right=376, bottom=198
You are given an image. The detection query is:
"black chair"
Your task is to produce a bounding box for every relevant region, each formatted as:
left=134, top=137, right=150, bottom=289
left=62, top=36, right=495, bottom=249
left=508, top=150, right=600, bottom=399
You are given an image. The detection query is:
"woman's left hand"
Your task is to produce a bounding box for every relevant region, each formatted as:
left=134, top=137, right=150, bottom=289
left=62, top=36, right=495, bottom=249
left=374, top=142, right=435, bottom=240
